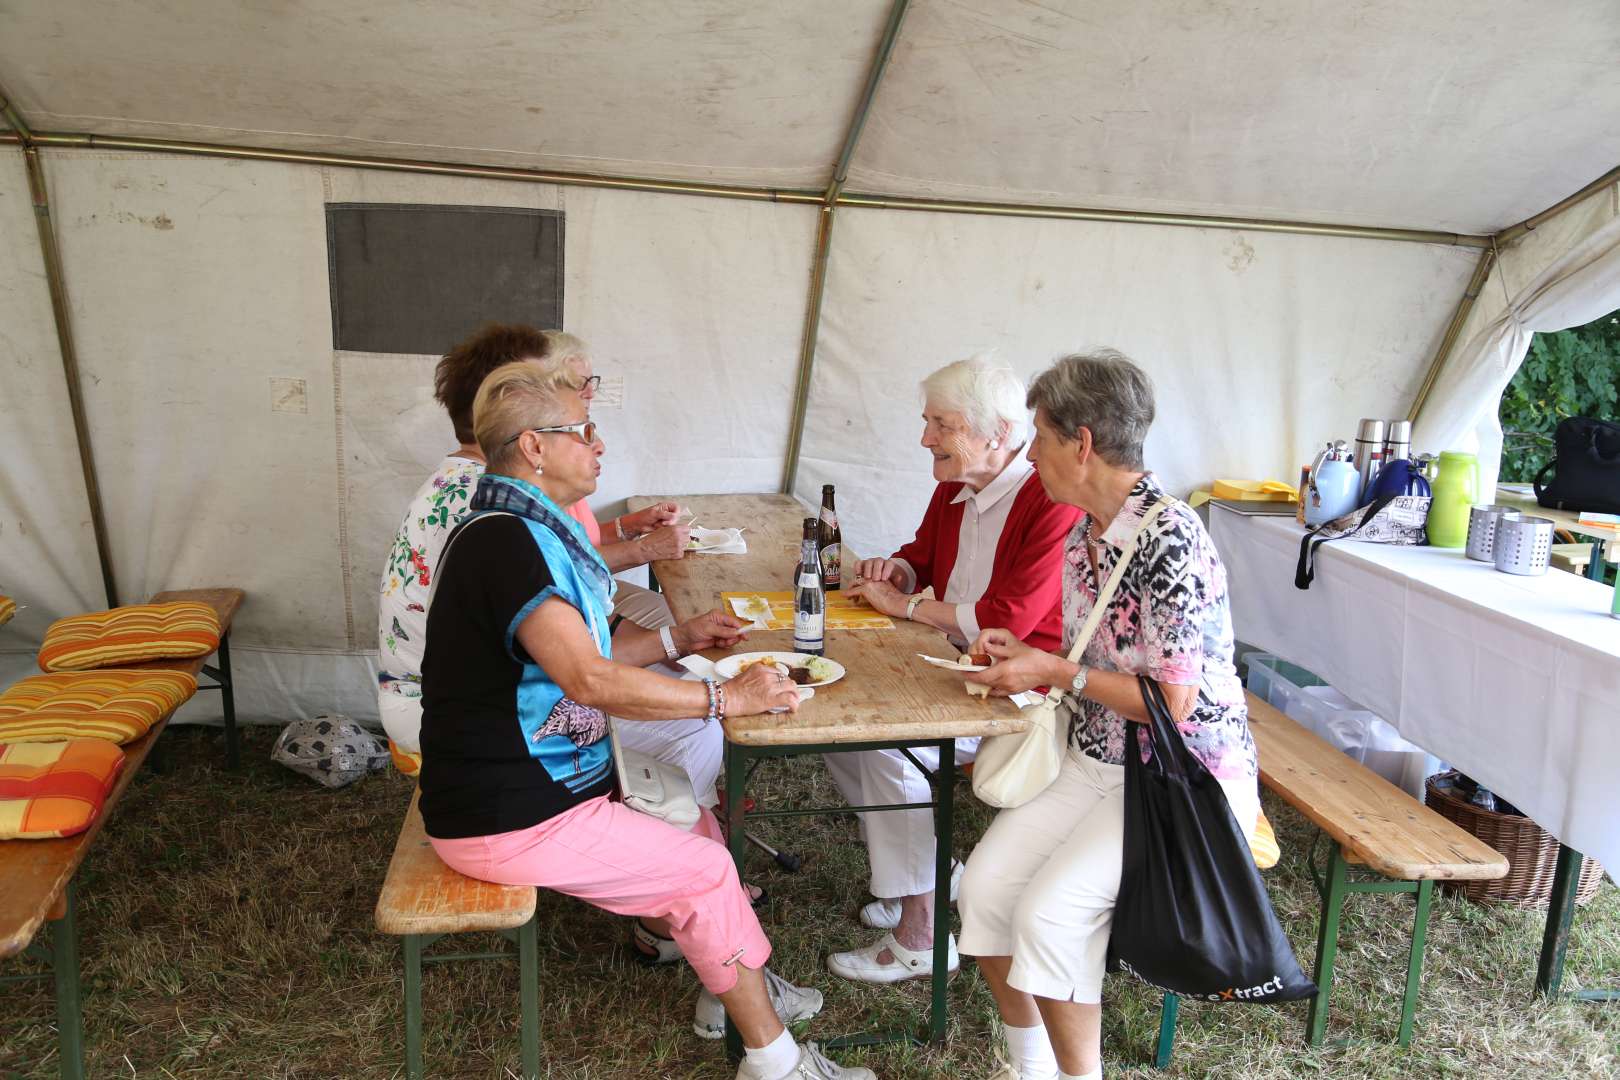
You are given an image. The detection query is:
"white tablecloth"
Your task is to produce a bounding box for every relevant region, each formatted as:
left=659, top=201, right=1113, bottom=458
left=1209, top=505, right=1620, bottom=872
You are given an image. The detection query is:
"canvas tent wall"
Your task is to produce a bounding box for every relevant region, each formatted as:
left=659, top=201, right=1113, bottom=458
left=2, top=1, right=1618, bottom=726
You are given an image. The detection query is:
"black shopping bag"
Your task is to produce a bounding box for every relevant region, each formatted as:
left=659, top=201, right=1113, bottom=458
left=1106, top=678, right=1316, bottom=1002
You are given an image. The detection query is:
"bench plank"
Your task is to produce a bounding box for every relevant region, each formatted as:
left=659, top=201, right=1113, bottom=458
left=375, top=789, right=536, bottom=936
left=1246, top=692, right=1508, bottom=882
left=0, top=588, right=245, bottom=958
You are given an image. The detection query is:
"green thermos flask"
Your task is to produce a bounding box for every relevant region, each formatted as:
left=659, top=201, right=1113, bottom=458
left=1425, top=451, right=1478, bottom=548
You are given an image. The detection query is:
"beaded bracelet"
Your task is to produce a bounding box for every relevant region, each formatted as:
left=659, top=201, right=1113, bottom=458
left=702, top=677, right=721, bottom=723
left=716, top=683, right=727, bottom=719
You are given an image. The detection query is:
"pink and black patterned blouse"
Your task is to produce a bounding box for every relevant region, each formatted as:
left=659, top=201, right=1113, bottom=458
left=1062, top=474, right=1257, bottom=782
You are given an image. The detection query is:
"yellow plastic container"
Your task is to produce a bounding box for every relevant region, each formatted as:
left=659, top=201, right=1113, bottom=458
left=1211, top=478, right=1298, bottom=502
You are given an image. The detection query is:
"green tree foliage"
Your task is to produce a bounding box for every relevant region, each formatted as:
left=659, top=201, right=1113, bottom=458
left=1497, top=309, right=1620, bottom=482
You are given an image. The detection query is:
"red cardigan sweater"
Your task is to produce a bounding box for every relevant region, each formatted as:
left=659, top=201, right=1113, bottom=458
left=892, top=469, right=1079, bottom=653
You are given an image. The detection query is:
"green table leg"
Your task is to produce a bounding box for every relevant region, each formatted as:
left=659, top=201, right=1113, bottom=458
left=1537, top=844, right=1583, bottom=997
left=1305, top=844, right=1349, bottom=1046
left=1398, top=879, right=1433, bottom=1046
left=1154, top=993, right=1179, bottom=1068
left=929, top=739, right=954, bottom=1043
left=724, top=742, right=749, bottom=1064
left=403, top=934, right=424, bottom=1080
left=1586, top=540, right=1605, bottom=582
left=519, top=912, right=540, bottom=1079
left=53, top=881, right=85, bottom=1080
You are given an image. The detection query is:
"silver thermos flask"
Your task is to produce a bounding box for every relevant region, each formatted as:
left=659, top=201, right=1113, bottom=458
left=1381, top=420, right=1412, bottom=470
left=1353, top=418, right=1385, bottom=500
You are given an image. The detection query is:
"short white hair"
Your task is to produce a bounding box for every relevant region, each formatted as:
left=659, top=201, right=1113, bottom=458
left=919, top=352, right=1030, bottom=447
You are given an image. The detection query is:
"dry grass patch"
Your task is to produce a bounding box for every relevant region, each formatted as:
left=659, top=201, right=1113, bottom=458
left=1, top=725, right=1616, bottom=1078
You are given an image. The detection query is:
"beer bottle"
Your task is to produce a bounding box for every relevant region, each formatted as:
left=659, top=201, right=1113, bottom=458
left=819, top=484, right=843, bottom=590
left=794, top=517, right=825, bottom=656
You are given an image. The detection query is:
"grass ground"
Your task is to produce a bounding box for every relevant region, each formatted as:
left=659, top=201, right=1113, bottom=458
left=2, top=724, right=1617, bottom=1079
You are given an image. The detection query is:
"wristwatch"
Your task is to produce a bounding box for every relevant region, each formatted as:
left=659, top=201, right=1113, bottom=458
left=1069, top=663, right=1090, bottom=696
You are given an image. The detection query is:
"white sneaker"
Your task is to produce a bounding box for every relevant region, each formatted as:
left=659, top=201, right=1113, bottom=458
left=826, top=931, right=958, bottom=984
left=858, top=860, right=964, bottom=930
left=735, top=1040, right=877, bottom=1080
left=632, top=920, right=684, bottom=965
left=694, top=967, right=825, bottom=1039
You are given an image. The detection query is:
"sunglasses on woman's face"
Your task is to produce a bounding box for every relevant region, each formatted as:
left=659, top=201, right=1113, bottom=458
left=504, top=420, right=599, bottom=447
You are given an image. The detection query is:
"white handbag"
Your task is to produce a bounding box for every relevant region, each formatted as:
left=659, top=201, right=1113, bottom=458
left=971, top=498, right=1171, bottom=809
left=609, top=718, right=702, bottom=831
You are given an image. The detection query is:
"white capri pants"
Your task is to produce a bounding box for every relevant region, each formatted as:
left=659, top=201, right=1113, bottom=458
left=958, top=747, right=1260, bottom=1004
left=823, top=738, right=981, bottom=898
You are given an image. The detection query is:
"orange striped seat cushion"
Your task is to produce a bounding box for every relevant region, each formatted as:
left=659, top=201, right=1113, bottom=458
left=38, top=602, right=221, bottom=672
left=0, top=595, right=15, bottom=627
left=0, top=739, right=126, bottom=838
left=0, top=669, right=198, bottom=744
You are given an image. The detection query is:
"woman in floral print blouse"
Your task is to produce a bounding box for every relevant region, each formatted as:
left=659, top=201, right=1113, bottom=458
left=956, top=350, right=1260, bottom=1080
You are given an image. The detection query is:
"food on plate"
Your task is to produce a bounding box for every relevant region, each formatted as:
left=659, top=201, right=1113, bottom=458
left=735, top=654, right=839, bottom=686
left=788, top=666, right=814, bottom=685
left=803, top=656, right=838, bottom=684
left=961, top=653, right=992, bottom=668
left=736, top=596, right=772, bottom=622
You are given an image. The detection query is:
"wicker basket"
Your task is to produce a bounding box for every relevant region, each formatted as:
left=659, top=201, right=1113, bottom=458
left=1425, top=773, right=1604, bottom=907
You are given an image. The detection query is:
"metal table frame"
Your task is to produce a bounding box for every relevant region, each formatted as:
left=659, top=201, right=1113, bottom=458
left=721, top=736, right=956, bottom=1061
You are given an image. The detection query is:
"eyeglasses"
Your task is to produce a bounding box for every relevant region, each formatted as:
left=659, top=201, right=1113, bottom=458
left=575, top=374, right=602, bottom=395
left=503, top=420, right=599, bottom=447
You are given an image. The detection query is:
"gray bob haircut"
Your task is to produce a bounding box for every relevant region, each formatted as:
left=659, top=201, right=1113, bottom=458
left=919, top=352, right=1030, bottom=446
left=1026, top=349, right=1155, bottom=470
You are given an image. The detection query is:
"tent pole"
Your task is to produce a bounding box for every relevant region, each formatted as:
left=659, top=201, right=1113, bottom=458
left=1406, top=247, right=1497, bottom=424
left=1, top=130, right=1493, bottom=249
left=0, top=85, right=120, bottom=606
left=780, top=0, right=913, bottom=495
left=1496, top=164, right=1620, bottom=245
left=780, top=206, right=837, bottom=495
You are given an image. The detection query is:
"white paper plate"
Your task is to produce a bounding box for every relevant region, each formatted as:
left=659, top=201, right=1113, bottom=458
left=686, top=527, right=745, bottom=552
left=713, top=651, right=847, bottom=688
left=917, top=652, right=989, bottom=672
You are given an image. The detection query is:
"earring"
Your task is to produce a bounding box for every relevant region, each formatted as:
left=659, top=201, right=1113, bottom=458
left=990, top=439, right=1000, bottom=450
left=535, top=464, right=544, bottom=476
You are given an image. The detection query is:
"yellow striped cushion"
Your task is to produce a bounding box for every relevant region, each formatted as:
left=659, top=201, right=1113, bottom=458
left=0, top=669, right=198, bottom=744
left=388, top=739, right=422, bottom=777
left=0, top=595, right=15, bottom=627
left=38, top=602, right=221, bottom=672
left=0, top=739, right=126, bottom=838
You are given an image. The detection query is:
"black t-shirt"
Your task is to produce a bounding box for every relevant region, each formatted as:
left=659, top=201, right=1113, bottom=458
left=419, top=513, right=615, bottom=839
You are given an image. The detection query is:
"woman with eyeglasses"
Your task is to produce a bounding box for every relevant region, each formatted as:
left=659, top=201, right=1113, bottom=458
left=419, top=361, right=875, bottom=1080
left=824, top=354, right=1079, bottom=986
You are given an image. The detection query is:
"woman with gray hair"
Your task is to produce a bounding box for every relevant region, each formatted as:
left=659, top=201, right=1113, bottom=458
left=958, top=350, right=1260, bottom=1080
left=824, top=354, right=1078, bottom=985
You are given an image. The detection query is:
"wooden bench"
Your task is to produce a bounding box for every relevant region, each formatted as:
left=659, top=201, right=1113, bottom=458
left=375, top=788, right=540, bottom=1080
left=0, top=587, right=244, bottom=1080
left=1154, top=690, right=1508, bottom=1065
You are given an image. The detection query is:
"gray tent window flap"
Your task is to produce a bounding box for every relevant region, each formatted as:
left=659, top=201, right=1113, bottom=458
left=325, top=204, right=563, bottom=354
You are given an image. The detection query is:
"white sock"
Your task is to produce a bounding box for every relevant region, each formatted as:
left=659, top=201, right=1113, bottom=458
left=1003, top=1021, right=1059, bottom=1080
left=1058, top=1069, right=1102, bottom=1080
left=741, top=1027, right=799, bottom=1080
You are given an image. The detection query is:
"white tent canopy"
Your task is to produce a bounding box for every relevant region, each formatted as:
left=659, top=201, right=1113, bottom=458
left=2, top=1, right=1618, bottom=724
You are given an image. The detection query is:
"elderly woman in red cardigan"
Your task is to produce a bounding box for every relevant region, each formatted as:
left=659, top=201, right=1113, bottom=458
left=827, top=354, right=1079, bottom=985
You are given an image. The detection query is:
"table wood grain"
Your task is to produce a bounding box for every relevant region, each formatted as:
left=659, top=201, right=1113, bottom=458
left=629, top=495, right=1030, bottom=747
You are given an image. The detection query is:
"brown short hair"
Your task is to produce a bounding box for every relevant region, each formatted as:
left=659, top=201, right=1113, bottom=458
left=434, top=324, right=552, bottom=443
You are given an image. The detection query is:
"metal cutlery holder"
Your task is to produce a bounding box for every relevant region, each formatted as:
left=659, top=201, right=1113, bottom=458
left=1466, top=504, right=1522, bottom=562
left=1492, top=515, right=1554, bottom=576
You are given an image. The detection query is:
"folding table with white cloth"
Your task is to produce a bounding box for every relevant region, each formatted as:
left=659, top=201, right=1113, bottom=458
left=1209, top=504, right=1620, bottom=1000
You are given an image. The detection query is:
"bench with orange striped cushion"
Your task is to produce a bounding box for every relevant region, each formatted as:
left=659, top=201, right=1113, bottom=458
left=0, top=669, right=198, bottom=744
left=37, top=602, right=221, bottom=672
left=0, top=740, right=126, bottom=838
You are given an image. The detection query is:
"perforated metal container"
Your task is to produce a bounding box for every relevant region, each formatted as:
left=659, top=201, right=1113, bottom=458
left=1492, top=515, right=1554, bottom=576
left=1465, top=504, right=1521, bottom=562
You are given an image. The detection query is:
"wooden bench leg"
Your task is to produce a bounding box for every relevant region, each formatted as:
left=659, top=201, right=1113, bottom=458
left=52, top=882, right=86, bottom=1080
left=403, top=934, right=424, bottom=1080
left=1398, top=880, right=1434, bottom=1047
left=1305, top=843, right=1349, bottom=1046
left=519, top=913, right=540, bottom=1080
left=1154, top=993, right=1179, bottom=1068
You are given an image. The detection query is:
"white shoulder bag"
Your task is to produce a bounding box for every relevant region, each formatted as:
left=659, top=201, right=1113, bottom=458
left=436, top=513, right=702, bottom=831
left=971, top=498, right=1171, bottom=809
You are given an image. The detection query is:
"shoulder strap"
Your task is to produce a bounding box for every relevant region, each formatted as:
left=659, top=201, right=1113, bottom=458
left=427, top=511, right=520, bottom=609
left=1044, top=498, right=1172, bottom=705
left=1294, top=494, right=1393, bottom=590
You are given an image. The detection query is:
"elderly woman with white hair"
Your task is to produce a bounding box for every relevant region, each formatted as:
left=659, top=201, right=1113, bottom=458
left=959, top=350, right=1260, bottom=1080
left=826, top=355, right=1079, bottom=985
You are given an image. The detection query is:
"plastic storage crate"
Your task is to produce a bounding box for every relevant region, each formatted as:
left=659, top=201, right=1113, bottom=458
left=1244, top=654, right=1443, bottom=799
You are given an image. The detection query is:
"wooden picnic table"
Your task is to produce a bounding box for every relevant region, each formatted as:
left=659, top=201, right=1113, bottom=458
left=0, top=586, right=243, bottom=1080
left=630, top=492, right=1027, bottom=1055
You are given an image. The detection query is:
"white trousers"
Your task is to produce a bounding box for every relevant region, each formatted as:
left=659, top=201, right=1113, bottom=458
left=377, top=691, right=423, bottom=754
left=823, top=739, right=981, bottom=898
left=958, top=748, right=1260, bottom=1004
left=611, top=580, right=676, bottom=630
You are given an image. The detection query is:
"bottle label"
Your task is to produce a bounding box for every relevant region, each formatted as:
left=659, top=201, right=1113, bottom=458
left=798, top=572, right=821, bottom=590
left=793, top=609, right=824, bottom=652
left=820, top=508, right=838, bottom=529
left=820, top=543, right=842, bottom=584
